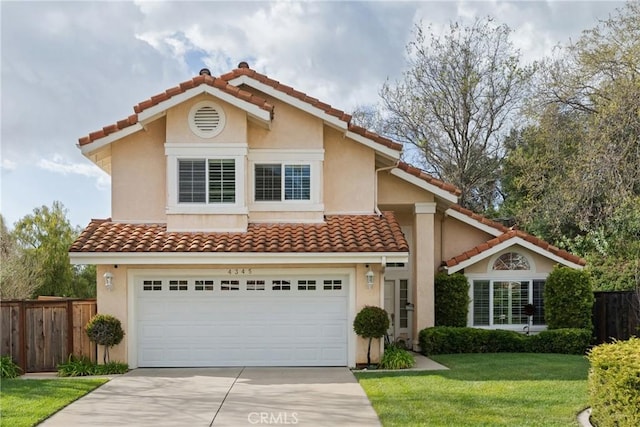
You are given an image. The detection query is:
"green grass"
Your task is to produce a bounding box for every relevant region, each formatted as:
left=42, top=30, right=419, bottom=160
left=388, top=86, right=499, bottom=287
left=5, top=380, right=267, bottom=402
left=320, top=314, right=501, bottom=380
left=0, top=378, right=107, bottom=427
left=356, top=353, right=589, bottom=427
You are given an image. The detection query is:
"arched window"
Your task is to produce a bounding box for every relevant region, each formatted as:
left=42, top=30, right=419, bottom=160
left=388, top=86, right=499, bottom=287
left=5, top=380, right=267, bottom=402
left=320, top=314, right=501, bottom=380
left=492, top=252, right=530, bottom=271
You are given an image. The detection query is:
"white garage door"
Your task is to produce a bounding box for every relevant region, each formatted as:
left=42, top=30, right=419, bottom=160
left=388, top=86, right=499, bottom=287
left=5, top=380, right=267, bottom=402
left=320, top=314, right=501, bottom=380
left=136, top=273, right=348, bottom=367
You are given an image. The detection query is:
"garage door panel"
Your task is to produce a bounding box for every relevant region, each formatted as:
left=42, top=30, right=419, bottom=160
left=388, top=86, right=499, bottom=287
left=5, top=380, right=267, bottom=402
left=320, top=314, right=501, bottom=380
left=137, top=275, right=348, bottom=367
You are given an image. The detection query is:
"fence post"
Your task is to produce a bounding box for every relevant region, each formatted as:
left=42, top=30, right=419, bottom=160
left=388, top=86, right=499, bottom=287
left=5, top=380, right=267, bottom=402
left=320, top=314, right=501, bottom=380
left=18, top=300, right=27, bottom=373
left=66, top=299, right=74, bottom=360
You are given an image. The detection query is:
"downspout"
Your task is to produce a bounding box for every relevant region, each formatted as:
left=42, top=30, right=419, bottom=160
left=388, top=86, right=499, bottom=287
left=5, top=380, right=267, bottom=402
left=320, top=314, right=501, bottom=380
left=374, top=161, right=399, bottom=216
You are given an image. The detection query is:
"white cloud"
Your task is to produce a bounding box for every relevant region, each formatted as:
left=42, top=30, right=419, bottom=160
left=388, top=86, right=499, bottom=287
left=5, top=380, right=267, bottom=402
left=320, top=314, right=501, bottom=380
left=37, top=155, right=110, bottom=190
left=1, top=159, right=17, bottom=171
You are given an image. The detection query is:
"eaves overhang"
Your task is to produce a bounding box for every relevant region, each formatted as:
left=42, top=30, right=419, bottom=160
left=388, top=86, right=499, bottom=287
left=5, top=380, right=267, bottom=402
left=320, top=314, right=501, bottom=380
left=69, top=251, right=409, bottom=266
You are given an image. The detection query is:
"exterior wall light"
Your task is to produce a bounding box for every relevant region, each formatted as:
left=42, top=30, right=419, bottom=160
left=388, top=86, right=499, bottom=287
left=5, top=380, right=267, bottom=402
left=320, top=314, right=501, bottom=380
left=365, top=265, right=375, bottom=289
left=104, top=272, right=114, bottom=291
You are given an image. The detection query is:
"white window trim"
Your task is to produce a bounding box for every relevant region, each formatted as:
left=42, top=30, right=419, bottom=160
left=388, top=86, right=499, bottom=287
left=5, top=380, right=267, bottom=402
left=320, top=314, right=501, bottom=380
left=165, top=143, right=247, bottom=214
left=248, top=149, right=323, bottom=211
left=466, top=273, right=548, bottom=331
left=465, top=250, right=548, bottom=330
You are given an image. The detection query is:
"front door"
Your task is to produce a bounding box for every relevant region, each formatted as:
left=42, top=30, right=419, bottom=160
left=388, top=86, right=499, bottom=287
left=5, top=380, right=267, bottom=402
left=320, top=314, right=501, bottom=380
left=383, top=278, right=412, bottom=347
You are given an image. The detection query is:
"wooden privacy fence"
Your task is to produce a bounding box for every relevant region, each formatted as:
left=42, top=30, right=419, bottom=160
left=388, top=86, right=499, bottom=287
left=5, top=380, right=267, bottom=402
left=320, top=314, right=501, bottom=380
left=1, top=299, right=97, bottom=372
left=593, top=291, right=640, bottom=344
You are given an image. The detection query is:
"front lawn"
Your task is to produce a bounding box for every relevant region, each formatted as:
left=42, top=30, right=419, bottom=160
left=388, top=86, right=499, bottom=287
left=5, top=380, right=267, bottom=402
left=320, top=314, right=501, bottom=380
left=356, top=353, right=589, bottom=427
left=0, top=378, right=107, bottom=427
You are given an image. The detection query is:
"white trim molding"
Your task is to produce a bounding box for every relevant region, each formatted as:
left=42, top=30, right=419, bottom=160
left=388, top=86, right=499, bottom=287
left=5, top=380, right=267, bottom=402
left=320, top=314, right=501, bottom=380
left=415, top=202, right=437, bottom=215
left=391, top=169, right=458, bottom=204
left=446, top=237, right=584, bottom=274
left=444, top=208, right=503, bottom=237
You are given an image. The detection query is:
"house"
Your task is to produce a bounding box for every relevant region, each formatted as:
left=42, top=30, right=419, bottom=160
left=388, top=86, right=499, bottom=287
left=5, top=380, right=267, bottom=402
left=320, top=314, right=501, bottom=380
left=69, top=62, right=585, bottom=368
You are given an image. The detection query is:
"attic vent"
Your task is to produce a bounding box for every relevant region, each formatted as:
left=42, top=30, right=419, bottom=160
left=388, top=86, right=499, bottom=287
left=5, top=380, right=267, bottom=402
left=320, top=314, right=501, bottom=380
left=188, top=101, right=226, bottom=138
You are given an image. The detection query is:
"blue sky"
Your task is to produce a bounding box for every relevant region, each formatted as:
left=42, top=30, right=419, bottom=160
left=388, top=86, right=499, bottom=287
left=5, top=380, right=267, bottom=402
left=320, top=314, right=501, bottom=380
left=0, top=0, right=625, bottom=229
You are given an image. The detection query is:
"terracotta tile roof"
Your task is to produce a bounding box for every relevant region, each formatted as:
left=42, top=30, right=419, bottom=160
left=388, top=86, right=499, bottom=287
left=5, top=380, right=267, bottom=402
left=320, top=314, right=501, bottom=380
left=448, top=204, right=510, bottom=233
left=443, top=229, right=586, bottom=269
left=397, top=162, right=462, bottom=197
left=70, top=212, right=409, bottom=254
left=220, top=67, right=352, bottom=122
left=78, top=74, right=274, bottom=146
left=220, top=66, right=403, bottom=152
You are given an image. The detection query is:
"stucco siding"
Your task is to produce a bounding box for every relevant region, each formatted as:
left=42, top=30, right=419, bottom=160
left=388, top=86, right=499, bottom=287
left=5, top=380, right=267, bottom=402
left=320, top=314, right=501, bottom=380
left=324, top=127, right=375, bottom=214
left=165, top=93, right=247, bottom=144
left=247, top=98, right=322, bottom=150
left=111, top=119, right=166, bottom=222
left=441, top=216, right=495, bottom=263
left=378, top=171, right=435, bottom=205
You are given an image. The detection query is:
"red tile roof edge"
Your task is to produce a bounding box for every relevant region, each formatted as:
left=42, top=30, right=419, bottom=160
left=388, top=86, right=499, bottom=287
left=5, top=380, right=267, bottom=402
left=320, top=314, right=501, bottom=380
left=448, top=204, right=510, bottom=233
left=69, top=212, right=409, bottom=254
left=220, top=68, right=352, bottom=123
left=220, top=68, right=403, bottom=152
left=396, top=162, right=462, bottom=197
left=79, top=65, right=404, bottom=155
left=78, top=75, right=274, bottom=146
left=443, top=229, right=586, bottom=269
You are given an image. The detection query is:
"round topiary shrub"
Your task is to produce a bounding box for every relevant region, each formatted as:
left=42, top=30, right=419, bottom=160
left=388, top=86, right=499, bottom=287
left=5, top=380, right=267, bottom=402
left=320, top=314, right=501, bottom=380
left=353, top=305, right=389, bottom=367
left=435, top=272, right=470, bottom=326
left=86, top=314, right=124, bottom=363
left=544, top=266, right=594, bottom=330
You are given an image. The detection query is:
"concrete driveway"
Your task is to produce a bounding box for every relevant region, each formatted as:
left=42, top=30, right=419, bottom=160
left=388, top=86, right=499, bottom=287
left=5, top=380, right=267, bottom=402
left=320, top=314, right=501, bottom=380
left=40, top=367, right=381, bottom=427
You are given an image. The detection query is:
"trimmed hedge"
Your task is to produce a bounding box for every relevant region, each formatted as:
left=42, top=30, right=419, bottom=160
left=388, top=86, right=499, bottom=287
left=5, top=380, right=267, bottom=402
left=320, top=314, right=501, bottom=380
left=527, top=329, right=593, bottom=354
left=435, top=273, right=470, bottom=327
left=544, top=266, right=594, bottom=330
left=588, top=338, right=640, bottom=427
left=419, top=327, right=592, bottom=355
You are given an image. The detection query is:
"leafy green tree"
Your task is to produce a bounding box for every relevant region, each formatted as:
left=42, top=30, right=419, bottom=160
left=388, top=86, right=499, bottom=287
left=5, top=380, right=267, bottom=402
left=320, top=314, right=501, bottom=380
left=508, top=2, right=640, bottom=238
left=0, top=214, right=39, bottom=299
left=13, top=202, right=75, bottom=296
left=11, top=201, right=96, bottom=298
left=380, top=17, right=530, bottom=212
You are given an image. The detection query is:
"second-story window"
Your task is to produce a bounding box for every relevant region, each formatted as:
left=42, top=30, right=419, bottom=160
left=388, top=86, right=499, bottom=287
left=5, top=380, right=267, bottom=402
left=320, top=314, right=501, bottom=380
left=178, top=159, right=235, bottom=204
left=254, top=163, right=310, bottom=201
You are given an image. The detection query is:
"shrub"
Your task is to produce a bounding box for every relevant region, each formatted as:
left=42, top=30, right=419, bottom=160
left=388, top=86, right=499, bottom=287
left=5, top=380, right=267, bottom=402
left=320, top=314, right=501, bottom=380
left=544, top=266, right=594, bottom=330
left=57, top=355, right=95, bottom=377
left=0, top=355, right=22, bottom=378
left=379, top=345, right=415, bottom=369
left=419, top=327, right=527, bottom=355
left=419, top=327, right=591, bottom=356
left=57, top=355, right=129, bottom=377
left=435, top=273, right=470, bottom=327
left=588, top=338, right=640, bottom=427
left=526, top=329, right=592, bottom=354
left=86, top=314, right=125, bottom=363
left=353, top=306, right=389, bottom=366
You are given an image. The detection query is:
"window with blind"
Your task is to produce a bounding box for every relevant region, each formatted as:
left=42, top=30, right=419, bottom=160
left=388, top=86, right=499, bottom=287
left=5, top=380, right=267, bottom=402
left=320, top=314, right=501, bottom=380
left=178, top=159, right=235, bottom=204
left=472, top=279, right=546, bottom=326
left=254, top=163, right=310, bottom=202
